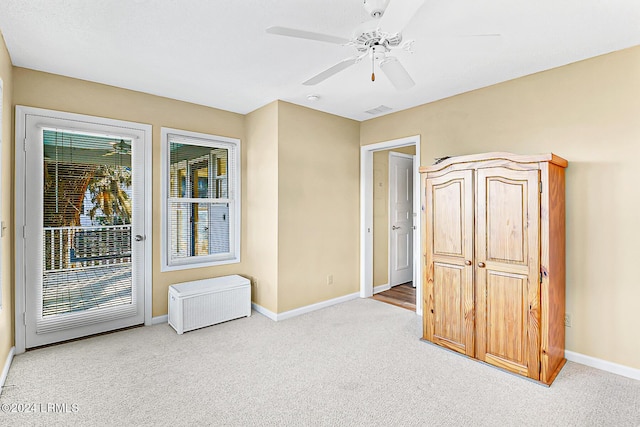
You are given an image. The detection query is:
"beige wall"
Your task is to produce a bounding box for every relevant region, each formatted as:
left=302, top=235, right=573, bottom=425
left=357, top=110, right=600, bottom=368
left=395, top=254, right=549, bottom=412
left=361, top=46, right=640, bottom=370
left=245, top=101, right=279, bottom=312
left=13, top=68, right=247, bottom=317
left=373, top=146, right=416, bottom=288
left=0, top=32, right=14, bottom=368
left=277, top=101, right=360, bottom=311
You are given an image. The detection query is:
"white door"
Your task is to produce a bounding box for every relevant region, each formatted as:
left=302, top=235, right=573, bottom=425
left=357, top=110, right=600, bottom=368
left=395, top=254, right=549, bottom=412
left=18, top=108, right=149, bottom=349
left=389, top=152, right=414, bottom=286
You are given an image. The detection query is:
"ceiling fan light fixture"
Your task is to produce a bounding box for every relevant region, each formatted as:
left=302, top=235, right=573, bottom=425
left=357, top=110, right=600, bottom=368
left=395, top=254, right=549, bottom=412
left=379, top=56, right=415, bottom=90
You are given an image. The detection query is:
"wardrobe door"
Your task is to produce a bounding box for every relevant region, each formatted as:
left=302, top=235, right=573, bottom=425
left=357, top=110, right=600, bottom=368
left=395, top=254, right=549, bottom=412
left=475, top=167, right=540, bottom=378
left=424, top=169, right=475, bottom=356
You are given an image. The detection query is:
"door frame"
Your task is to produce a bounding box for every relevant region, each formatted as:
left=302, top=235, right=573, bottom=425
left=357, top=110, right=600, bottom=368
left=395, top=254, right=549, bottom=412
left=360, top=135, right=421, bottom=315
left=388, top=151, right=415, bottom=287
left=14, top=106, right=153, bottom=354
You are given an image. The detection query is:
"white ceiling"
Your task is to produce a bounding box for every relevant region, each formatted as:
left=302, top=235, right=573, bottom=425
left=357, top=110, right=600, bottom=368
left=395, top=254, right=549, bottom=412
left=1, top=0, right=639, bottom=121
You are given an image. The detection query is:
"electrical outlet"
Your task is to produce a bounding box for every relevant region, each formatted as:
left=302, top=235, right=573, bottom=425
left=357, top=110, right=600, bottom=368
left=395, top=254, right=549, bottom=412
left=564, top=313, right=571, bottom=327
left=327, top=274, right=334, bottom=285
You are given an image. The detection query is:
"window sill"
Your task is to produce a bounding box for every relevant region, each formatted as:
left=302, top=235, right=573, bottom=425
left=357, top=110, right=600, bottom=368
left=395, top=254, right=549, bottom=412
left=160, top=256, right=240, bottom=272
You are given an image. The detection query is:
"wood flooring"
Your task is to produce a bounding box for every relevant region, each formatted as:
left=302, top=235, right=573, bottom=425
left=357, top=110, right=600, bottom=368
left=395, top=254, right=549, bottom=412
left=371, top=282, right=416, bottom=312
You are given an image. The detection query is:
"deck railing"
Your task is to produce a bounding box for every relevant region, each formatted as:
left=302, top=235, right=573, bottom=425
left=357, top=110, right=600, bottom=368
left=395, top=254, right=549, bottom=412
left=43, top=225, right=131, bottom=272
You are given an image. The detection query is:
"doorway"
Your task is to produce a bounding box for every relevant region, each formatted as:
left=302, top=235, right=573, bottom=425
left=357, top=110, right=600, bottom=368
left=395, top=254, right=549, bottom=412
left=15, top=107, right=152, bottom=352
left=360, top=135, right=421, bottom=315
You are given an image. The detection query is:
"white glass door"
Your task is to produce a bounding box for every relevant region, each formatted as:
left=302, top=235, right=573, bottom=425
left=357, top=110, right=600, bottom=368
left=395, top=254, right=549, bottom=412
left=21, top=112, right=147, bottom=348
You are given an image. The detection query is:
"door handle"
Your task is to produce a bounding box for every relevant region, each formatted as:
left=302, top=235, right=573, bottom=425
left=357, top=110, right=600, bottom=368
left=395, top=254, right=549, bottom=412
left=392, top=226, right=400, bottom=230
left=134, top=235, right=145, bottom=242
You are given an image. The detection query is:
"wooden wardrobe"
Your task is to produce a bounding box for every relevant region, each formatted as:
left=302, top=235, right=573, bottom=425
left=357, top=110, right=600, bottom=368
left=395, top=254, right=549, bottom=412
left=420, top=152, right=567, bottom=385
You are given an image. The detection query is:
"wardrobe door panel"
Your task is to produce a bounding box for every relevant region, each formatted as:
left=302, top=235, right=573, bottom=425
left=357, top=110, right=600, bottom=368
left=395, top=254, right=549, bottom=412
left=424, top=170, right=474, bottom=356
left=476, top=167, right=540, bottom=379
left=483, top=271, right=530, bottom=375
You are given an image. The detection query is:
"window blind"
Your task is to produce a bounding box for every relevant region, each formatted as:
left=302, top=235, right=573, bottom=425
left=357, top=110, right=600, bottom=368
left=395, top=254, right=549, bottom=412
left=167, top=134, right=236, bottom=263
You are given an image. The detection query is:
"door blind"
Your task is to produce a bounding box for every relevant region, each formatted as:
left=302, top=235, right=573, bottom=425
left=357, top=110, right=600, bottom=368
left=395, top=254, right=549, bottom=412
left=39, top=129, right=135, bottom=330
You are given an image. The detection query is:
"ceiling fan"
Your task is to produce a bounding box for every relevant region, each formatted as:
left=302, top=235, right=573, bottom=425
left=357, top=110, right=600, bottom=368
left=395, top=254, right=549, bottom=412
left=266, top=0, right=425, bottom=91
left=103, top=139, right=131, bottom=156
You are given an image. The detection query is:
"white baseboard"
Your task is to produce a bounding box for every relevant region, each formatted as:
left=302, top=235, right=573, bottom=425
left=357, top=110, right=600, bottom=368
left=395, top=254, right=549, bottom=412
left=252, top=292, right=360, bottom=322
left=373, top=284, right=390, bottom=294
left=278, top=292, right=360, bottom=321
left=1, top=346, right=15, bottom=396
left=151, top=315, right=168, bottom=325
left=566, top=350, right=640, bottom=381
left=251, top=303, right=277, bottom=321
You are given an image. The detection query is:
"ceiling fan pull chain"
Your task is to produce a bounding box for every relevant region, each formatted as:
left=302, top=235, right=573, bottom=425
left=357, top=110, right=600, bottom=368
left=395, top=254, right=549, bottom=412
left=371, top=53, right=376, bottom=82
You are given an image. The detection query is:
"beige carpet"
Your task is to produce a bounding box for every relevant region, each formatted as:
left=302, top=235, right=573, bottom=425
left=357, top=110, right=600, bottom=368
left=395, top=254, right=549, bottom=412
left=1, top=298, right=639, bottom=426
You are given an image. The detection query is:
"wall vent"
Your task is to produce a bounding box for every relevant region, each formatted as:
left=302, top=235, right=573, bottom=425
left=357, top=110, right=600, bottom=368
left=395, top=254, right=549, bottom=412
left=364, top=105, right=393, bottom=115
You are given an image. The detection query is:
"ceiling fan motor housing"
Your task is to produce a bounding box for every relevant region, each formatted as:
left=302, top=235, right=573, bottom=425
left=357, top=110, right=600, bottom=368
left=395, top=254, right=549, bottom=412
left=353, top=19, right=403, bottom=53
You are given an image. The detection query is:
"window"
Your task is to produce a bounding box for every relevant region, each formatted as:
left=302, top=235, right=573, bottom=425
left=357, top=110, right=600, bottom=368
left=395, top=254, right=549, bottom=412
left=161, top=128, right=240, bottom=270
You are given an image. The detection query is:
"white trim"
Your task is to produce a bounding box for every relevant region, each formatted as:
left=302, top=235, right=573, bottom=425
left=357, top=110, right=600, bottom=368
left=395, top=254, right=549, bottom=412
left=251, top=292, right=360, bottom=322
left=151, top=315, right=168, bottom=325
left=143, top=121, right=153, bottom=326
left=360, top=148, right=373, bottom=298
left=160, top=127, right=241, bottom=272
left=14, top=106, right=153, bottom=353
left=14, top=107, right=26, bottom=353
left=0, top=346, right=15, bottom=396
left=278, top=292, right=359, bottom=321
left=565, top=350, right=640, bottom=381
left=251, top=303, right=278, bottom=321
left=360, top=135, right=422, bottom=316
left=373, top=284, right=391, bottom=294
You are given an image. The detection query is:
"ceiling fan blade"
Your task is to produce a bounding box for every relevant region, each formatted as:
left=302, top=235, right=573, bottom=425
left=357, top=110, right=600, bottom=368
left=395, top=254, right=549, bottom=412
left=266, top=26, right=350, bottom=45
left=379, top=0, right=426, bottom=35
left=379, top=56, right=415, bottom=90
left=303, top=57, right=360, bottom=85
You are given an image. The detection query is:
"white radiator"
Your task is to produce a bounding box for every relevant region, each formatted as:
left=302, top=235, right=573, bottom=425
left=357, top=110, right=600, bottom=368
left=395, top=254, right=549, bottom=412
left=168, top=275, right=251, bottom=334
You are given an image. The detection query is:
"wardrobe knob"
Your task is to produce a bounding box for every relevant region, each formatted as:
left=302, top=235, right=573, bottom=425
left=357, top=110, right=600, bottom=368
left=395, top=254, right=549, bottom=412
left=478, top=262, right=486, bottom=268
left=465, top=260, right=472, bottom=266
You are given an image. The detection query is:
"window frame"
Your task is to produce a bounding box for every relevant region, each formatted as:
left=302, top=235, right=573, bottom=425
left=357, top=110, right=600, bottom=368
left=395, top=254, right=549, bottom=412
left=160, top=127, right=241, bottom=271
